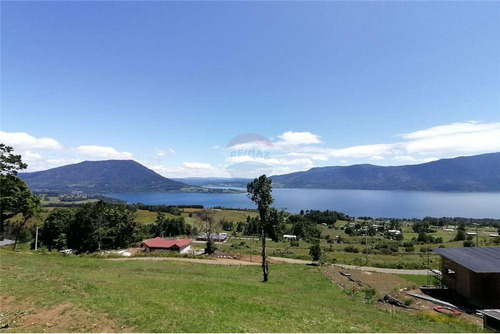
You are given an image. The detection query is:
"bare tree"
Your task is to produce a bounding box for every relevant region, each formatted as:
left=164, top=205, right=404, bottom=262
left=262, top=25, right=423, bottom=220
left=196, top=210, right=219, bottom=254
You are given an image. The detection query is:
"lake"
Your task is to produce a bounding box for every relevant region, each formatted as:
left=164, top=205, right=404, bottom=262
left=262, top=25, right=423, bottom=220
left=107, top=188, right=500, bottom=219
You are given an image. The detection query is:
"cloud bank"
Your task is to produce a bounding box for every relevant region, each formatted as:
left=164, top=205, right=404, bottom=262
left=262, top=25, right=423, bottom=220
left=1, top=121, right=499, bottom=178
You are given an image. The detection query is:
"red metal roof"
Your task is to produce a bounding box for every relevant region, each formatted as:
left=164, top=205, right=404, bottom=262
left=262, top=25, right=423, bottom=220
left=141, top=237, right=191, bottom=249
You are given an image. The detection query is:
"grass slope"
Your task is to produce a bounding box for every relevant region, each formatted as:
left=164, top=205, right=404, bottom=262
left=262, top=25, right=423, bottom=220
left=0, top=250, right=479, bottom=332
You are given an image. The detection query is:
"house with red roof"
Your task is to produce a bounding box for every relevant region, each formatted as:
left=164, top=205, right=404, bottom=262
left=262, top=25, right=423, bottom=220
left=141, top=237, right=191, bottom=254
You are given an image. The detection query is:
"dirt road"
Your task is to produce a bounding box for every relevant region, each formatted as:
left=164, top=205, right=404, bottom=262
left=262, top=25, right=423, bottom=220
left=268, top=256, right=313, bottom=264
left=332, top=263, right=427, bottom=275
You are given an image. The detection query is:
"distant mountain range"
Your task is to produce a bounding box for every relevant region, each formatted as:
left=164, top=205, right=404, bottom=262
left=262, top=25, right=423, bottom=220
left=173, top=177, right=251, bottom=188
left=19, top=153, right=500, bottom=194
left=270, top=153, right=500, bottom=191
left=19, top=160, right=188, bottom=194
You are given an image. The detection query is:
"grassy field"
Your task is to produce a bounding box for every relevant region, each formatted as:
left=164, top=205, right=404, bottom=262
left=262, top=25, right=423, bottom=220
left=399, top=274, right=440, bottom=286
left=0, top=249, right=481, bottom=332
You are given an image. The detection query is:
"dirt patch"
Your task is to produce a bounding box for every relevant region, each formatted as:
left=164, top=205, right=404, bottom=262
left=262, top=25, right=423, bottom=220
left=323, top=266, right=412, bottom=295
left=322, top=267, right=483, bottom=327
left=0, top=296, right=129, bottom=332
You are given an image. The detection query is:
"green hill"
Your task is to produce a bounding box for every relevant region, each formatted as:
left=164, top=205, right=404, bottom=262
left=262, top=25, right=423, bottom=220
left=271, top=152, right=500, bottom=191
left=19, top=160, right=187, bottom=194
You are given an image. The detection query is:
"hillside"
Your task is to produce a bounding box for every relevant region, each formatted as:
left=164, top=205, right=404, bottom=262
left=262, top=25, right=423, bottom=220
left=0, top=250, right=479, bottom=332
left=19, top=160, right=187, bottom=194
left=271, top=152, right=500, bottom=191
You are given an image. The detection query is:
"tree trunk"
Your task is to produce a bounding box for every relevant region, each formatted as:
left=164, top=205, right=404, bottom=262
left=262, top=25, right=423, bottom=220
left=261, top=228, right=268, bottom=282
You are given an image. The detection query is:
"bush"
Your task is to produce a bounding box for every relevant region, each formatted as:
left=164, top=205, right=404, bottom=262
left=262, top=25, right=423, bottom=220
left=362, top=287, right=378, bottom=304
left=344, top=245, right=359, bottom=253
left=463, top=240, right=474, bottom=247
left=309, top=243, right=322, bottom=261
left=405, top=246, right=415, bottom=252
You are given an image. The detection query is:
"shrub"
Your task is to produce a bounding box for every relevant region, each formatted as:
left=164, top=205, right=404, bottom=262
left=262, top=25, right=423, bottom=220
left=362, top=287, right=378, bottom=304
left=344, top=245, right=359, bottom=253
left=405, top=246, right=415, bottom=252
left=309, top=243, right=322, bottom=261
left=404, top=298, right=414, bottom=306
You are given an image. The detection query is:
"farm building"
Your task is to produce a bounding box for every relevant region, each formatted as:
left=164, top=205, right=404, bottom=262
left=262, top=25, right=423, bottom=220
left=141, top=237, right=191, bottom=254
left=433, top=247, right=500, bottom=309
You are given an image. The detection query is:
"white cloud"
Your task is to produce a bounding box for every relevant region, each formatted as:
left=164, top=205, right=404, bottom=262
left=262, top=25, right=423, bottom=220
left=0, top=131, right=63, bottom=151
left=76, top=145, right=133, bottom=159
left=276, top=131, right=321, bottom=146
left=156, top=148, right=175, bottom=157
left=181, top=162, right=212, bottom=169
left=23, top=150, right=43, bottom=160
left=274, top=121, right=500, bottom=165
left=400, top=121, right=499, bottom=140
left=326, top=143, right=395, bottom=158
left=402, top=124, right=500, bottom=156
left=394, top=156, right=439, bottom=163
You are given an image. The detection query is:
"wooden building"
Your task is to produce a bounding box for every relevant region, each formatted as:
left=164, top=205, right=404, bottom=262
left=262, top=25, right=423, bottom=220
left=433, top=247, right=500, bottom=309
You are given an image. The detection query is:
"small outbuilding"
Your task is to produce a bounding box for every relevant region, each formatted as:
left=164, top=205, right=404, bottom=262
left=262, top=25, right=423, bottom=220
left=141, top=237, right=191, bottom=254
left=433, top=247, right=500, bottom=309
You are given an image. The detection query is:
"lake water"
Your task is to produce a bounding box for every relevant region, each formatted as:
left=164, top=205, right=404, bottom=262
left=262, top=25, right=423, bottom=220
left=107, top=188, right=500, bottom=219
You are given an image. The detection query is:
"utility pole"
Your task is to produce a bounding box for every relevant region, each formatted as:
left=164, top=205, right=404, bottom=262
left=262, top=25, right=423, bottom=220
left=473, top=223, right=479, bottom=246
left=35, top=227, right=39, bottom=251
left=364, top=226, right=368, bottom=264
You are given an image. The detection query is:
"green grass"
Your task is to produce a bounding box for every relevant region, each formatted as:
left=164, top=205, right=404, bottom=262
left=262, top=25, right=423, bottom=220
left=0, top=249, right=480, bottom=332
left=399, top=274, right=440, bottom=286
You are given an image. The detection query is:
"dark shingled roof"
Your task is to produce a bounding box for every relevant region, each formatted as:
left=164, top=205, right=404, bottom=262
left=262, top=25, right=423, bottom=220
left=433, top=247, right=500, bottom=273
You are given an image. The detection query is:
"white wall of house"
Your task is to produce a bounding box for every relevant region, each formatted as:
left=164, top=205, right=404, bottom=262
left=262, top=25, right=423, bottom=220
left=180, top=245, right=191, bottom=254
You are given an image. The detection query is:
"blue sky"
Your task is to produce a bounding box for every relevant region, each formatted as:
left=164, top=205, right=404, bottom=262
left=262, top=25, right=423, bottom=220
left=1, top=1, right=499, bottom=177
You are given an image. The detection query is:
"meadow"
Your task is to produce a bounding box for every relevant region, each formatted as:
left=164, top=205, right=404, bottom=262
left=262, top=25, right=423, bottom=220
left=0, top=249, right=481, bottom=332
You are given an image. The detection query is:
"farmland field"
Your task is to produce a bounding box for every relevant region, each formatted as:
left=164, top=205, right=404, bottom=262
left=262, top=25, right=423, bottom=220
left=0, top=249, right=481, bottom=332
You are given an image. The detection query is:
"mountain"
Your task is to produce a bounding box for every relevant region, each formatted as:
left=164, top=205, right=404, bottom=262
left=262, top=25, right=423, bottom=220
left=173, top=177, right=252, bottom=188
left=19, top=160, right=187, bottom=194
left=271, top=153, right=500, bottom=191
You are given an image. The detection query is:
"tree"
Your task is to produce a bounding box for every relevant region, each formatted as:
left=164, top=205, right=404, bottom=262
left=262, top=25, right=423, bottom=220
left=196, top=210, right=218, bottom=254
left=0, top=144, right=27, bottom=175
left=247, top=174, right=274, bottom=282
left=40, top=209, right=75, bottom=250
left=1, top=145, right=42, bottom=247
left=0, top=144, right=30, bottom=237
left=309, top=243, right=322, bottom=261
left=454, top=229, right=466, bottom=241
left=12, top=190, right=42, bottom=249
left=67, top=201, right=137, bottom=252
